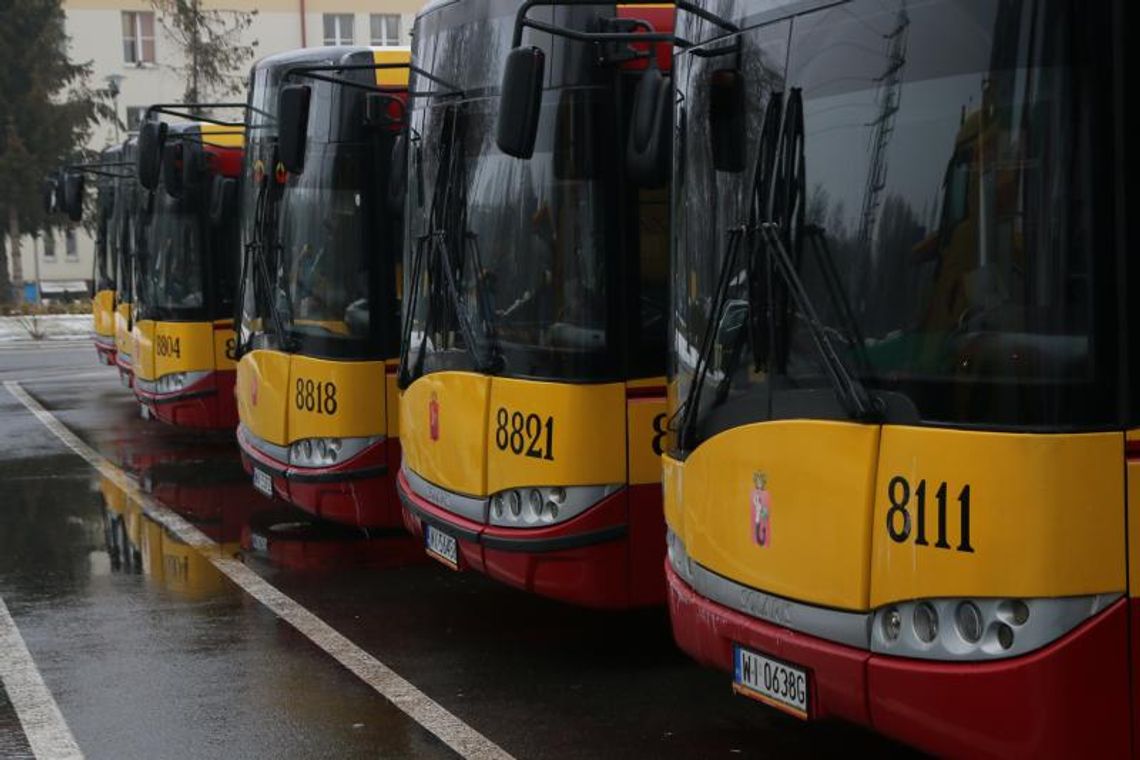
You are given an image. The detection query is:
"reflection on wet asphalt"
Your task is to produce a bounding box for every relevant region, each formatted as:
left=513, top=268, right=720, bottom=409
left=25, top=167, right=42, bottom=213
left=0, top=348, right=911, bottom=759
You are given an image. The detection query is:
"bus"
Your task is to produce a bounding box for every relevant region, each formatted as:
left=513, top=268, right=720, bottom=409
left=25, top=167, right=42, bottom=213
left=113, top=137, right=142, bottom=388
left=91, top=146, right=122, bottom=365
left=395, top=0, right=673, bottom=608
left=234, top=47, right=410, bottom=528
left=665, top=1, right=1133, bottom=755
left=131, top=119, right=244, bottom=428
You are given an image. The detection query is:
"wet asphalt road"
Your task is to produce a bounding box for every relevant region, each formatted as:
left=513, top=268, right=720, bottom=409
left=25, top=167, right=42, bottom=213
left=0, top=342, right=911, bottom=759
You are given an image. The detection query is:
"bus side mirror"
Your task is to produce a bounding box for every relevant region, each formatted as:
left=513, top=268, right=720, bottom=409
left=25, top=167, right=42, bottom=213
left=182, top=139, right=206, bottom=191
left=209, top=176, right=236, bottom=227
left=42, top=175, right=59, bottom=215
left=162, top=141, right=184, bottom=198
left=137, top=119, right=167, bottom=191
left=387, top=132, right=408, bottom=216
left=626, top=65, right=672, bottom=188
left=63, top=172, right=85, bottom=222
left=709, top=69, right=746, bottom=173
left=496, top=46, right=545, bottom=159
left=278, top=84, right=311, bottom=175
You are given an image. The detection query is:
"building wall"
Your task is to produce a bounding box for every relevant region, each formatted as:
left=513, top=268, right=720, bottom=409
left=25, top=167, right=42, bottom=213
left=9, top=0, right=422, bottom=297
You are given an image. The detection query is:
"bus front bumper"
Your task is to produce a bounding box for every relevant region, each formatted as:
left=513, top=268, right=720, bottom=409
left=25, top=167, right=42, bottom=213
left=665, top=561, right=1132, bottom=758
left=237, top=425, right=399, bottom=529
left=397, top=469, right=665, bottom=608
left=134, top=369, right=237, bottom=429
left=93, top=334, right=116, bottom=365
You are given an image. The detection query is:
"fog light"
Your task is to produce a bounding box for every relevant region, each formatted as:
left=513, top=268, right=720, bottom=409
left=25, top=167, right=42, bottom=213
left=883, top=608, right=901, bottom=641
left=544, top=501, right=559, bottom=521
left=913, top=603, right=938, bottom=643
left=317, top=439, right=328, bottom=459
left=997, top=623, right=1014, bottom=650
left=955, top=602, right=983, bottom=643
left=302, top=440, right=312, bottom=459
left=549, top=487, right=566, bottom=504
left=1010, top=600, right=1029, bottom=626
left=493, top=494, right=505, bottom=518
left=509, top=490, right=522, bottom=517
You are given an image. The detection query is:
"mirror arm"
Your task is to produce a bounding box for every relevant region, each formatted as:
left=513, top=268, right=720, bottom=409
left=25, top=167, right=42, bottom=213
left=673, top=0, right=739, bottom=33
left=285, top=63, right=460, bottom=95
left=144, top=102, right=249, bottom=128
left=511, top=0, right=685, bottom=47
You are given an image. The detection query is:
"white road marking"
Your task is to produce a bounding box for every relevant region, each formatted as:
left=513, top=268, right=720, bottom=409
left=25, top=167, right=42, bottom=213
left=0, top=596, right=84, bottom=760
left=4, top=380, right=514, bottom=760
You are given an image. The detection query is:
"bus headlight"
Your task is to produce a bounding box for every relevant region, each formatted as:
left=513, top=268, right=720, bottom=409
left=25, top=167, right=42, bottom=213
left=871, top=593, right=1121, bottom=661
left=487, top=484, right=622, bottom=528
left=154, top=370, right=209, bottom=395
left=288, top=435, right=378, bottom=468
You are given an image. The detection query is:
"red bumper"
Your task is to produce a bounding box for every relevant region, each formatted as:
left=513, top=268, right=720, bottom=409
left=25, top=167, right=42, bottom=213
left=136, top=370, right=238, bottom=429
left=666, top=562, right=1133, bottom=758
left=397, top=470, right=665, bottom=609
left=94, top=341, right=116, bottom=366
left=238, top=428, right=401, bottom=529
left=116, top=354, right=133, bottom=387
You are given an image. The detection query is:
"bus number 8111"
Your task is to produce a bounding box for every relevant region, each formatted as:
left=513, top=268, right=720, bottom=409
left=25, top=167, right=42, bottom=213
left=886, top=476, right=974, bottom=553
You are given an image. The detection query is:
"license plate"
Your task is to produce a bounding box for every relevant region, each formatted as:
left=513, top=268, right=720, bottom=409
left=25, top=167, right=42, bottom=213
left=733, top=645, right=809, bottom=719
left=424, top=524, right=459, bottom=569
left=252, top=468, right=274, bottom=498
left=250, top=533, right=269, bottom=553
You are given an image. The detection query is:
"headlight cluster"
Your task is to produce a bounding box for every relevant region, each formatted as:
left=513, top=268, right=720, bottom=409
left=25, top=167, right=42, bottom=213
left=871, top=594, right=1120, bottom=661
left=488, top=484, right=621, bottom=528
left=154, top=370, right=208, bottom=395
left=287, top=435, right=381, bottom=468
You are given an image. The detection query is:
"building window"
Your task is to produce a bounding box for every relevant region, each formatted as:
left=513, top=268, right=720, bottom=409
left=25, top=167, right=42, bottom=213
left=122, top=11, right=156, bottom=64
left=126, top=106, right=146, bottom=131
left=43, top=230, right=56, bottom=261
left=370, top=14, right=400, bottom=46
left=65, top=229, right=79, bottom=261
left=323, top=14, right=354, bottom=46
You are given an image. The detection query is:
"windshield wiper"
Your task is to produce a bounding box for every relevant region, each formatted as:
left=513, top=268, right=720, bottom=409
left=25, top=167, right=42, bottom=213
left=234, top=170, right=293, bottom=355
left=399, top=104, right=501, bottom=387
left=674, top=88, right=879, bottom=448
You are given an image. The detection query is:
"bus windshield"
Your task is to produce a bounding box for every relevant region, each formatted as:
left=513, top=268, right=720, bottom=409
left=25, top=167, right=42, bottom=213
left=141, top=191, right=204, bottom=317
left=672, top=0, right=1116, bottom=446
left=239, top=53, right=401, bottom=360
left=275, top=142, right=372, bottom=342
left=404, top=2, right=620, bottom=383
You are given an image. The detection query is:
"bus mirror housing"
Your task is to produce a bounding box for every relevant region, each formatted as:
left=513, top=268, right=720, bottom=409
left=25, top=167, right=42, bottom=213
left=137, top=119, right=167, bottom=191
left=209, top=176, right=236, bottom=227
left=62, top=172, right=85, bottom=222
left=709, top=69, right=746, bottom=173
left=42, top=175, right=59, bottom=215
left=162, top=142, right=184, bottom=199
left=496, top=46, right=545, bottom=159
left=626, top=65, right=672, bottom=188
left=182, top=139, right=206, bottom=191
left=277, top=84, right=312, bottom=175
left=387, top=132, right=408, bottom=216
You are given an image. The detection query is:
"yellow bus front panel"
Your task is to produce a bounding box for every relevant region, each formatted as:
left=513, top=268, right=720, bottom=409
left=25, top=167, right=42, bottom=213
left=236, top=349, right=388, bottom=447
left=399, top=371, right=492, bottom=497
left=93, top=289, right=115, bottom=338
left=870, top=427, right=1126, bottom=606
left=665, top=420, right=880, bottom=612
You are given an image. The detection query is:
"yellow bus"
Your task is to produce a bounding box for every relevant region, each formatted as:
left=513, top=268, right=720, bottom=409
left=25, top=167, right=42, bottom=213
left=234, top=47, right=410, bottom=528
left=665, top=1, right=1133, bottom=755
left=131, top=118, right=245, bottom=428
left=395, top=0, right=674, bottom=608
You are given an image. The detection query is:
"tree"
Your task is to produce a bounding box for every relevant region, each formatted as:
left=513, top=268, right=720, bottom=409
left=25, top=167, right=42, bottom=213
left=0, top=0, right=109, bottom=305
left=151, top=0, right=258, bottom=109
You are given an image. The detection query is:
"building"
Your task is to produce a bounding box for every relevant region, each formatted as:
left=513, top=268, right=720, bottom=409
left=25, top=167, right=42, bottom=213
left=8, top=0, right=421, bottom=301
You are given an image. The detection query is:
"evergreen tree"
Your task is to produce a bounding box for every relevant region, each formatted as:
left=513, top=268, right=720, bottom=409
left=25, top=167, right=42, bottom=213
left=0, top=0, right=109, bottom=305
left=151, top=0, right=258, bottom=110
